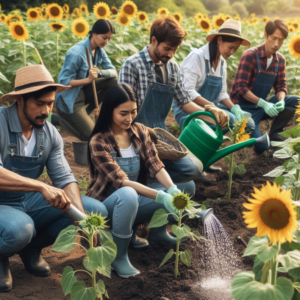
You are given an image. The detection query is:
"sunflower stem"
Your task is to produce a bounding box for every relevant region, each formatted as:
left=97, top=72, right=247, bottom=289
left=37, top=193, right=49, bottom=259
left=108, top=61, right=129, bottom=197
left=227, top=152, right=234, bottom=201
left=271, top=243, right=280, bottom=285
left=174, top=210, right=182, bottom=280
left=55, top=31, right=59, bottom=81
left=294, top=154, right=300, bottom=201
left=22, top=41, right=26, bottom=67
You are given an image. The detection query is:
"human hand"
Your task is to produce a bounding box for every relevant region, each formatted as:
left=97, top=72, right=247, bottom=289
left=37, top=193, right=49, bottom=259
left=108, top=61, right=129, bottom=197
left=231, top=104, right=252, bottom=121
left=204, top=104, right=229, bottom=130
left=88, top=66, right=98, bottom=82
left=167, top=184, right=181, bottom=196
left=257, top=98, right=278, bottom=117
left=275, top=100, right=285, bottom=112
left=155, top=191, right=176, bottom=214
left=40, top=184, right=71, bottom=212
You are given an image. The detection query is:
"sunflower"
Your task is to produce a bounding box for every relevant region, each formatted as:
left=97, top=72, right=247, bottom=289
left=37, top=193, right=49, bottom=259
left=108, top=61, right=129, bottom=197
left=7, top=14, right=23, bottom=23
left=9, top=22, right=28, bottom=41
left=41, top=3, right=47, bottom=8
left=62, top=14, right=69, bottom=20
left=93, top=2, right=110, bottom=19
left=173, top=12, right=182, bottom=24
left=63, top=4, right=69, bottom=13
left=293, top=23, right=299, bottom=30
left=0, top=14, right=6, bottom=23
left=224, top=14, right=232, bottom=20
left=199, top=19, right=211, bottom=32
left=80, top=4, right=89, bottom=15
left=262, top=16, right=270, bottom=23
left=250, top=13, right=256, bottom=18
left=172, top=192, right=190, bottom=211
left=120, top=0, right=138, bottom=18
left=234, top=14, right=241, bottom=21
left=111, top=6, right=118, bottom=15
left=72, top=18, right=89, bottom=37
left=243, top=182, right=297, bottom=244
left=248, top=17, right=259, bottom=25
left=137, top=11, right=148, bottom=23
left=79, top=212, right=109, bottom=230
left=213, top=16, right=225, bottom=30
left=289, top=35, right=300, bottom=59
left=46, top=3, right=63, bottom=20
left=72, top=8, right=82, bottom=18
left=236, top=133, right=250, bottom=143
left=49, top=21, right=66, bottom=32
left=27, top=8, right=40, bottom=21
left=116, top=13, right=131, bottom=26
left=157, top=7, right=169, bottom=17
left=289, top=25, right=296, bottom=33
left=195, top=13, right=203, bottom=19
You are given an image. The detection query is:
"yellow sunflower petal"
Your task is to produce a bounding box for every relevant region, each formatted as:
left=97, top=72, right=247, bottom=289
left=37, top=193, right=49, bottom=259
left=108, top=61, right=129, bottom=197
left=72, top=18, right=89, bottom=38
left=46, top=3, right=63, bottom=20
left=116, top=13, right=131, bottom=26
left=137, top=11, right=148, bottom=23
left=121, top=0, right=138, bottom=18
left=289, top=35, right=300, bottom=59
left=157, top=7, right=169, bottom=17
left=93, top=2, right=110, bottom=19
left=9, top=22, right=28, bottom=41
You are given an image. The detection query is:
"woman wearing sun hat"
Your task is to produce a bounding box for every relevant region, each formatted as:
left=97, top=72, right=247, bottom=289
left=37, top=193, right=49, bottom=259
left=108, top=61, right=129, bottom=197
left=172, top=19, right=255, bottom=132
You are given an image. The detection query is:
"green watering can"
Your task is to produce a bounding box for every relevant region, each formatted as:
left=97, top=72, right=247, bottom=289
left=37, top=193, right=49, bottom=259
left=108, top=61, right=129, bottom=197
left=178, top=111, right=269, bottom=172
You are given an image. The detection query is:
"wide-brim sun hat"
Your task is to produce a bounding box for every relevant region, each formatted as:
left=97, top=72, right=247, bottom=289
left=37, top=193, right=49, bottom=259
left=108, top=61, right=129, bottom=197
left=206, top=19, right=251, bottom=46
left=0, top=64, right=71, bottom=102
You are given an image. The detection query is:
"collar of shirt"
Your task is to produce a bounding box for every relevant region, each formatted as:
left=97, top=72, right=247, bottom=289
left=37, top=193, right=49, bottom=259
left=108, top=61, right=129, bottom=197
left=141, top=45, right=172, bottom=69
left=256, top=43, right=278, bottom=61
left=202, top=43, right=224, bottom=73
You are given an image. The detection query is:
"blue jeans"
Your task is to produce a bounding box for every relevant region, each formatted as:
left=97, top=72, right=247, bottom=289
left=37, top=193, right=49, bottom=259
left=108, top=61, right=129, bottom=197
left=0, top=192, right=108, bottom=256
left=240, top=95, right=298, bottom=152
left=102, top=181, right=195, bottom=237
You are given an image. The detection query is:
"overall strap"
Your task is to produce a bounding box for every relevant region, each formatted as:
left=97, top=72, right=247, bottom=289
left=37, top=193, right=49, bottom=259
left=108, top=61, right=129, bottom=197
left=8, top=129, right=18, bottom=157
left=202, top=53, right=210, bottom=75
left=274, top=54, right=279, bottom=74
left=32, top=129, right=44, bottom=157
left=220, top=59, right=224, bottom=76
left=134, top=147, right=140, bottom=155
left=255, top=51, right=262, bottom=72
left=169, top=62, right=177, bottom=86
left=139, top=51, right=153, bottom=82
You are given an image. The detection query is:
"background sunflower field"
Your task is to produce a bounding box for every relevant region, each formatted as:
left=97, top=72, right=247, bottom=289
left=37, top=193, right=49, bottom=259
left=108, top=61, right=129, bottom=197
left=0, top=1, right=300, bottom=97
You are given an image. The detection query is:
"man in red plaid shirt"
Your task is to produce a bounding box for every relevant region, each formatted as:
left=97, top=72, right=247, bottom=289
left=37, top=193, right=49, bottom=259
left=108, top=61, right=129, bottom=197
left=230, top=19, right=297, bottom=154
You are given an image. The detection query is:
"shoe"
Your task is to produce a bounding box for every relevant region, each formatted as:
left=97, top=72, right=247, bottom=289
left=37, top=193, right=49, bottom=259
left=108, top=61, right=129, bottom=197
left=0, top=255, right=12, bottom=293
left=270, top=133, right=287, bottom=142
left=111, top=233, right=140, bottom=278
left=50, top=113, right=61, bottom=126
left=129, top=228, right=149, bottom=248
left=207, top=165, right=222, bottom=172
left=148, top=224, right=177, bottom=244
left=196, top=172, right=215, bottom=183
left=19, top=249, right=51, bottom=277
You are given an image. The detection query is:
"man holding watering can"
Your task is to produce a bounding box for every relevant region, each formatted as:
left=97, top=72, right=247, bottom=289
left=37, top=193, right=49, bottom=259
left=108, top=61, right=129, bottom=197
left=119, top=17, right=229, bottom=183
left=231, top=19, right=298, bottom=154
left=0, top=65, right=107, bottom=293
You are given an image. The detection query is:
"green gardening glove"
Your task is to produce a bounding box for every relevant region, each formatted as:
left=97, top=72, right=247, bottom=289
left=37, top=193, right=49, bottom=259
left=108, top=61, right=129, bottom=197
left=275, top=100, right=285, bottom=112
left=231, top=104, right=252, bottom=121
left=155, top=191, right=177, bottom=214
left=257, top=98, right=279, bottom=117
left=167, top=184, right=181, bottom=196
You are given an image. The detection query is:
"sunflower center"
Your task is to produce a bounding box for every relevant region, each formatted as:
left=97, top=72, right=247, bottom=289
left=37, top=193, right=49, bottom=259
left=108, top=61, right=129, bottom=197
left=260, top=199, right=290, bottom=229
left=175, top=15, right=180, bottom=21
left=124, top=5, right=134, bottom=14
left=120, top=16, right=128, bottom=24
left=139, top=14, right=145, bottom=20
left=50, top=7, right=60, bottom=17
left=97, top=7, right=106, bottom=16
left=53, top=24, right=62, bottom=30
left=15, top=24, right=24, bottom=36
left=216, top=19, right=224, bottom=26
left=112, top=8, right=118, bottom=15
left=30, top=11, right=37, bottom=18
left=294, top=41, right=300, bottom=54
left=76, top=23, right=85, bottom=33
left=201, top=21, right=209, bottom=29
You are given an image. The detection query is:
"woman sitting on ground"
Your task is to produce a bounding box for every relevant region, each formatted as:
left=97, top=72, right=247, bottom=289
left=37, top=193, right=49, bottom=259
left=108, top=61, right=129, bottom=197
left=86, top=83, right=195, bottom=278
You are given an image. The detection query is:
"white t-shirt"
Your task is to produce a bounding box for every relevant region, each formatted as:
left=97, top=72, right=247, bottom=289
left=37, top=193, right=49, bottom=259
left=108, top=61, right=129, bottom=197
left=22, top=129, right=37, bottom=157
left=267, top=57, right=273, bottom=70
left=120, top=144, right=136, bottom=158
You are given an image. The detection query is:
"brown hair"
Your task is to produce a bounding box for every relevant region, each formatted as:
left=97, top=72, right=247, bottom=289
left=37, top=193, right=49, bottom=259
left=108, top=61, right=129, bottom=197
left=150, top=17, right=186, bottom=47
left=265, top=19, right=288, bottom=39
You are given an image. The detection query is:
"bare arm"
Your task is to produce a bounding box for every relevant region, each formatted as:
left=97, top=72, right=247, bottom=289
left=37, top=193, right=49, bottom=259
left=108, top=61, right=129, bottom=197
left=219, top=98, right=234, bottom=110
left=242, top=90, right=260, bottom=105
left=276, top=91, right=286, bottom=101
left=193, top=95, right=212, bottom=107
left=63, top=182, right=84, bottom=212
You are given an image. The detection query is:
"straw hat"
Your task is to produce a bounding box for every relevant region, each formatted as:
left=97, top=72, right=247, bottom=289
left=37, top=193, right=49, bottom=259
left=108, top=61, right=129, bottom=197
left=0, top=65, right=71, bottom=102
left=206, top=19, right=251, bottom=46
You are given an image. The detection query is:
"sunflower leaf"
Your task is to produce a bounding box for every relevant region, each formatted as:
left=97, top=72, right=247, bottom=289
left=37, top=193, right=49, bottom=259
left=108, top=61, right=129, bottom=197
left=180, top=250, right=192, bottom=267
left=264, top=166, right=286, bottom=177
left=159, top=249, right=174, bottom=268
left=147, top=209, right=169, bottom=228
left=171, top=224, right=191, bottom=239
left=277, top=250, right=300, bottom=272
left=273, top=147, right=294, bottom=159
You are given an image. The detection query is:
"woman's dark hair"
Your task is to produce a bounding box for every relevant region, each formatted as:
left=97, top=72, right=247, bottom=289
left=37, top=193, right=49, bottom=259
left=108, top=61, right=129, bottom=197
left=88, top=83, right=137, bottom=177
left=265, top=19, right=288, bottom=39
left=89, top=19, right=115, bottom=37
left=208, top=35, right=242, bottom=66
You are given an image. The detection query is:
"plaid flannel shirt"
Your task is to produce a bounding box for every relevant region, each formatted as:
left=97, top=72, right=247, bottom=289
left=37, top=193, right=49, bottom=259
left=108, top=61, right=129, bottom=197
left=118, top=46, right=191, bottom=109
left=86, top=123, right=164, bottom=201
left=230, top=43, right=287, bottom=104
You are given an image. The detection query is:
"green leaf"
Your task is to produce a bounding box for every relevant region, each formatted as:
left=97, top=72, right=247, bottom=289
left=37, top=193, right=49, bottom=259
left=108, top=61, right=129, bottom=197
left=280, top=126, right=300, bottom=138
left=277, top=250, right=300, bottom=272
left=98, top=229, right=113, bottom=244
left=233, top=164, right=246, bottom=175
left=273, top=147, right=293, bottom=159
left=147, top=208, right=169, bottom=228
left=61, top=266, right=77, bottom=296
left=190, top=230, right=204, bottom=241
left=293, top=282, right=300, bottom=294
left=264, top=166, right=286, bottom=177
left=289, top=268, right=300, bottom=279
left=70, top=281, right=97, bottom=300
left=83, top=240, right=117, bottom=271
left=274, top=176, right=285, bottom=186
left=51, top=225, right=79, bottom=253
left=243, top=236, right=279, bottom=263
left=231, top=271, right=294, bottom=300
left=223, top=155, right=231, bottom=165
left=171, top=224, right=191, bottom=239
left=96, top=279, right=105, bottom=295
left=96, top=265, right=111, bottom=278
left=253, top=256, right=264, bottom=282
left=0, top=71, right=10, bottom=83
left=159, top=249, right=174, bottom=268
left=180, top=249, right=192, bottom=267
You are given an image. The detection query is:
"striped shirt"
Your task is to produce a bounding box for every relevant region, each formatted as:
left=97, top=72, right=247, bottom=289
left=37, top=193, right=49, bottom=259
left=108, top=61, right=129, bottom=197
left=118, top=46, right=191, bottom=109
left=86, top=122, right=164, bottom=201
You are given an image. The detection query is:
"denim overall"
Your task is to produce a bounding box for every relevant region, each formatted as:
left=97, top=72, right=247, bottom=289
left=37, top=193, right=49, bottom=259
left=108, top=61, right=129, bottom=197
left=134, top=51, right=176, bottom=130
left=172, top=55, right=235, bottom=129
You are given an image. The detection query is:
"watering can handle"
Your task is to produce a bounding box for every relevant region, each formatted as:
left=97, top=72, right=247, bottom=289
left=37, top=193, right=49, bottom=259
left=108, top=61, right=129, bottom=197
left=181, top=111, right=223, bottom=139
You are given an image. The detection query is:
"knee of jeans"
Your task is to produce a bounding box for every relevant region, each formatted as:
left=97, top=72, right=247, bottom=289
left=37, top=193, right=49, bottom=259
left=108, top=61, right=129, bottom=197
left=1, top=219, right=35, bottom=254
left=247, top=118, right=256, bottom=131
left=82, top=195, right=108, bottom=218
left=116, top=187, right=139, bottom=211
left=181, top=181, right=196, bottom=197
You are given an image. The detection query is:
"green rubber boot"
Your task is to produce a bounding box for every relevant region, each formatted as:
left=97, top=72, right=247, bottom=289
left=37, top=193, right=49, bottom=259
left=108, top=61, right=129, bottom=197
left=148, top=224, right=177, bottom=244
left=129, top=226, right=149, bottom=249
left=0, top=255, right=12, bottom=293
left=111, top=233, right=140, bottom=278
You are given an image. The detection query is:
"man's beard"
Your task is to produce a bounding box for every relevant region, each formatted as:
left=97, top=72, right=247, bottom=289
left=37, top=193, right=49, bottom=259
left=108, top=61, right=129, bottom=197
left=23, top=103, right=48, bottom=129
left=154, top=46, right=170, bottom=63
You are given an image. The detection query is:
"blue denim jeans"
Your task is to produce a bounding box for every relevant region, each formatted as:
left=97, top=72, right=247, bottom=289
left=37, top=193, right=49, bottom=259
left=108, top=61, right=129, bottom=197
left=0, top=193, right=108, bottom=256
left=102, top=181, right=195, bottom=237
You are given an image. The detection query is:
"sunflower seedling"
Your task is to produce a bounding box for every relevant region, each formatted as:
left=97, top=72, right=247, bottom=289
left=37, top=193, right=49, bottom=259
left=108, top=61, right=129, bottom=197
left=148, top=192, right=205, bottom=279
left=51, top=212, right=117, bottom=300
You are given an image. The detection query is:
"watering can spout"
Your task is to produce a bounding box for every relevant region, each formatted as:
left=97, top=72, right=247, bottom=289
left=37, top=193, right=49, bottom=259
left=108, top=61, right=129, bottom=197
left=205, top=133, right=270, bottom=170
left=199, top=208, right=213, bottom=223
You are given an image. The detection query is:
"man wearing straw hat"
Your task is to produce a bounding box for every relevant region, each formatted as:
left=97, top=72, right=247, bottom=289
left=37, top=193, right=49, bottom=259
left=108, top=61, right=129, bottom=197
left=173, top=19, right=255, bottom=132
left=119, top=16, right=229, bottom=184
left=0, top=65, right=107, bottom=292
left=231, top=19, right=298, bottom=154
